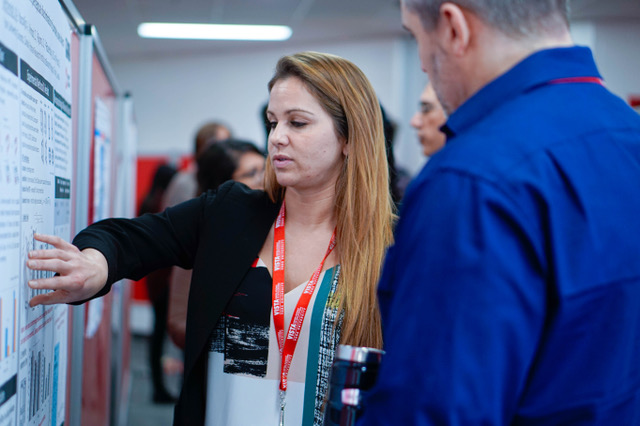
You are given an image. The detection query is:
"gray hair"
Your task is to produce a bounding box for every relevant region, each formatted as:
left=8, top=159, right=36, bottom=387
left=403, top=0, right=570, bottom=36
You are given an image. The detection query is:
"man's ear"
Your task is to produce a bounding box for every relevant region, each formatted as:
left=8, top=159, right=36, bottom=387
left=437, top=3, right=471, bottom=56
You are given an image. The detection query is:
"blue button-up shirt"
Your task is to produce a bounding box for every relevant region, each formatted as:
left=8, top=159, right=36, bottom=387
left=360, top=46, right=640, bottom=424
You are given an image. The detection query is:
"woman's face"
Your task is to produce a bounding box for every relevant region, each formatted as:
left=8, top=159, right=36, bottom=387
left=232, top=151, right=265, bottom=190
left=266, top=77, right=347, bottom=193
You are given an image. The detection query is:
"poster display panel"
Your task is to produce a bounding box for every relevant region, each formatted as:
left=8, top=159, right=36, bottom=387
left=80, top=43, right=117, bottom=426
left=0, top=1, right=72, bottom=424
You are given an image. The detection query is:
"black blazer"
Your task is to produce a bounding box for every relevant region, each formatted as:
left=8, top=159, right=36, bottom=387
left=73, top=181, right=281, bottom=425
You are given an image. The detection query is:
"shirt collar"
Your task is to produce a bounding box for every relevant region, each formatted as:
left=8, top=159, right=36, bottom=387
left=442, top=46, right=602, bottom=138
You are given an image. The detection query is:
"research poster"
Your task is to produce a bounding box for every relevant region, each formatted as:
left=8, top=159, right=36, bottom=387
left=0, top=1, right=72, bottom=425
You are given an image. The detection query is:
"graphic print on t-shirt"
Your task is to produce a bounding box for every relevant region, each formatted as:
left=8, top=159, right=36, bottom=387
left=209, top=261, right=272, bottom=377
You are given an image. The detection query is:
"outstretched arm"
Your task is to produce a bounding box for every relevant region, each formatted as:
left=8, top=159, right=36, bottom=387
left=27, top=233, right=109, bottom=306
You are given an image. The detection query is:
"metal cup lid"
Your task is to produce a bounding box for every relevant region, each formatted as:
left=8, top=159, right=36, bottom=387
left=335, top=344, right=384, bottom=364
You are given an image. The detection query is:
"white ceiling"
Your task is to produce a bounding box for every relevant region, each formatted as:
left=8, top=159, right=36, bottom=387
left=68, top=0, right=640, bottom=62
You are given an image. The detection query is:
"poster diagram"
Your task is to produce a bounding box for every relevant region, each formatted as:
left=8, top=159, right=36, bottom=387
left=0, top=0, right=72, bottom=424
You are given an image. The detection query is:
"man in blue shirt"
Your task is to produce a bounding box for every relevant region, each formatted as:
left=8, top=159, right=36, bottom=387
left=360, top=1, right=640, bottom=424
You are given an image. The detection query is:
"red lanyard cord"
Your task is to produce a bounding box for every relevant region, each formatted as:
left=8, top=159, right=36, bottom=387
left=272, top=201, right=336, bottom=392
left=549, top=76, right=604, bottom=86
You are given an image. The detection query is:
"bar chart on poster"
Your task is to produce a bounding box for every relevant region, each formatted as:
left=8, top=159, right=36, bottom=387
left=0, top=0, right=72, bottom=424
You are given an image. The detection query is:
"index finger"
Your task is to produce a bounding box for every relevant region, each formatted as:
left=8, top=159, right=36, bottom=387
left=33, top=233, right=76, bottom=251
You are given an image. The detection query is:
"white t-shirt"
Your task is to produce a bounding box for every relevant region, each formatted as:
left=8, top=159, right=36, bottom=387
left=205, top=258, right=329, bottom=425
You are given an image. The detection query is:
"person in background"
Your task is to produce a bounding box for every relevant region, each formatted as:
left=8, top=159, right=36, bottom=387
left=161, top=120, right=232, bottom=355
left=259, top=102, right=271, bottom=152
left=162, top=121, right=232, bottom=209
left=196, top=140, right=265, bottom=194
left=380, top=105, right=406, bottom=209
left=167, top=139, right=266, bottom=350
left=138, top=164, right=177, bottom=217
left=26, top=51, right=394, bottom=425
left=410, top=81, right=446, bottom=157
left=137, top=163, right=178, bottom=403
left=361, top=0, right=640, bottom=424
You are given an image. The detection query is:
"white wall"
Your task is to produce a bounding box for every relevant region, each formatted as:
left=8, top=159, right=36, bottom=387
left=570, top=21, right=596, bottom=48
left=571, top=19, right=640, bottom=102
left=592, top=19, right=640, bottom=101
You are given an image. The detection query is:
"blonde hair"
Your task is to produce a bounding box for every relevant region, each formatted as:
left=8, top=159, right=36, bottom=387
left=265, top=51, right=395, bottom=349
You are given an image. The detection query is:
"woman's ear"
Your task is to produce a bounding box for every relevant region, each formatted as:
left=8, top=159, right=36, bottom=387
left=342, top=139, right=349, bottom=157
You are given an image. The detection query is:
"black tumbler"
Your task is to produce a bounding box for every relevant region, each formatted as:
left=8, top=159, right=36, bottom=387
left=323, top=344, right=384, bottom=426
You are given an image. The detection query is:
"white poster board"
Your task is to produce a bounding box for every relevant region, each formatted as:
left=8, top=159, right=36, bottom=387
left=0, top=1, right=72, bottom=424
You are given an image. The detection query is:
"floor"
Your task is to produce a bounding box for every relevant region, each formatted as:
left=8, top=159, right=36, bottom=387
left=125, top=333, right=182, bottom=426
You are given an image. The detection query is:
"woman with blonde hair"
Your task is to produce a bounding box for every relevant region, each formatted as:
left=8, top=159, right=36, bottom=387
left=26, top=51, right=394, bottom=425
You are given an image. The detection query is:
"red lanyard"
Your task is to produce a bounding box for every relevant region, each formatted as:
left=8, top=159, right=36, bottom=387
left=549, top=76, right=604, bottom=86
left=272, top=201, right=336, bottom=393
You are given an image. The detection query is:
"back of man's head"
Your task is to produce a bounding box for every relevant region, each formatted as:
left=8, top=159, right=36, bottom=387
left=403, top=0, right=570, bottom=37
